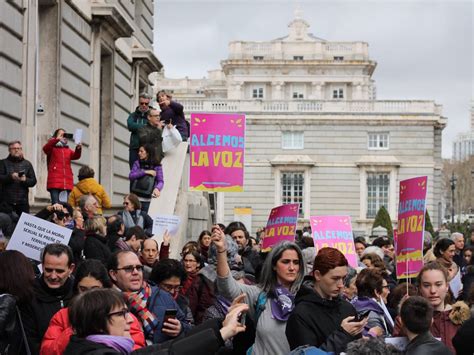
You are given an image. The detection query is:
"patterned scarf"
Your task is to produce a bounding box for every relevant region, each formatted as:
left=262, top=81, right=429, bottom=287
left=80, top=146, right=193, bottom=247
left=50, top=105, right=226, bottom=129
left=123, top=282, right=158, bottom=339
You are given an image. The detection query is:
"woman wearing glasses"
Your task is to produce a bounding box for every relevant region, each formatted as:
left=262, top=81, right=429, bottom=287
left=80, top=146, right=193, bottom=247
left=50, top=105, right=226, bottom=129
left=64, top=288, right=135, bottom=354
left=150, top=259, right=194, bottom=325
left=41, top=260, right=145, bottom=355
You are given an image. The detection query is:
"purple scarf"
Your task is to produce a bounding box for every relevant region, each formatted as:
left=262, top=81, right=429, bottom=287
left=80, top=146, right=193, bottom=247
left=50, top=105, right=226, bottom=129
left=86, top=335, right=134, bottom=354
left=270, top=285, right=295, bottom=321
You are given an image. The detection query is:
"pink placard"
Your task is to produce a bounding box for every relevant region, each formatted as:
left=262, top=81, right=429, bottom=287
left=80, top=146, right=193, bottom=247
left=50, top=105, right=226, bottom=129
left=396, top=176, right=428, bottom=279
left=189, top=113, right=245, bottom=192
left=262, top=204, right=299, bottom=250
left=310, top=215, right=358, bottom=268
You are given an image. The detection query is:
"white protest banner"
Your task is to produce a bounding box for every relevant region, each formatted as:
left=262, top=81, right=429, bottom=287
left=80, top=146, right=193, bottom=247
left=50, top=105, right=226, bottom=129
left=74, top=128, right=83, bottom=144
left=152, top=214, right=180, bottom=245
left=7, top=213, right=73, bottom=261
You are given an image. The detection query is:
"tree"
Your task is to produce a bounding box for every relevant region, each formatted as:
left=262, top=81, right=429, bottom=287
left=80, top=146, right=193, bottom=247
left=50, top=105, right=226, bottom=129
left=424, top=210, right=435, bottom=236
left=372, top=206, right=393, bottom=239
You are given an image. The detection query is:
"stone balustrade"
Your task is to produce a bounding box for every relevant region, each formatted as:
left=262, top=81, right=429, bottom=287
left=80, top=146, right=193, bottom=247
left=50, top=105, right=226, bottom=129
left=228, top=41, right=369, bottom=60
left=179, top=99, right=442, bottom=115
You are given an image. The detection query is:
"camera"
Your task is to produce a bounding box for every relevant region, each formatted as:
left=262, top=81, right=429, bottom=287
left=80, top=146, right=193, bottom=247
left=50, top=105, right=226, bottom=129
left=55, top=211, right=66, bottom=220
left=63, top=133, right=74, bottom=139
left=18, top=171, right=25, bottom=177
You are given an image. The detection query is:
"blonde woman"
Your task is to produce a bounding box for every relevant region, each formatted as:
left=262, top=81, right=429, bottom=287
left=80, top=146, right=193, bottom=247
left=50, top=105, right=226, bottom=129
left=83, top=216, right=111, bottom=264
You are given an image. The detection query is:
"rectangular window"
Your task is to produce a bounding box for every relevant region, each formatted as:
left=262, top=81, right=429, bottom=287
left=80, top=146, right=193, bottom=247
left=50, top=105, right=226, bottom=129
left=293, top=56, right=304, bottom=61
left=292, top=92, right=304, bottom=99
left=282, top=131, right=304, bottom=149
left=368, top=132, right=389, bottom=150
left=334, top=56, right=344, bottom=61
left=333, top=89, right=344, bottom=99
left=366, top=173, right=389, bottom=218
left=252, top=87, right=264, bottom=99
left=281, top=172, right=304, bottom=216
left=253, top=56, right=264, bottom=61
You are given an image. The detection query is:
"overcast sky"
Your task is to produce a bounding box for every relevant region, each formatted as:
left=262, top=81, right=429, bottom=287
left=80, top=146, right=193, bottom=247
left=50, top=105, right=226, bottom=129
left=154, top=0, right=473, bottom=158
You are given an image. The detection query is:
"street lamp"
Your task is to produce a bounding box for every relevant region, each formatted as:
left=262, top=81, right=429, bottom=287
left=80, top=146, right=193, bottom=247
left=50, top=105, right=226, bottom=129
left=451, top=172, right=457, bottom=224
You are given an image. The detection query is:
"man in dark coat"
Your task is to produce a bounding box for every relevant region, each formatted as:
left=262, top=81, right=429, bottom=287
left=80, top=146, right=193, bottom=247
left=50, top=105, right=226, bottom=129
left=0, top=140, right=37, bottom=215
left=138, top=107, right=164, bottom=161
left=401, top=296, right=452, bottom=355
left=22, top=243, right=75, bottom=354
left=128, top=93, right=151, bottom=169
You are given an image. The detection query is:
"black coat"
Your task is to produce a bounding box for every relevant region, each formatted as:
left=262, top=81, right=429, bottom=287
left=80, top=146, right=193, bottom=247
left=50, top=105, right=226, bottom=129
left=406, top=331, right=452, bottom=355
left=134, top=318, right=225, bottom=355
left=65, top=336, right=121, bottom=355
left=84, top=233, right=112, bottom=265
left=240, top=246, right=263, bottom=278
left=66, top=319, right=226, bottom=355
left=0, top=155, right=36, bottom=206
left=285, top=280, right=359, bottom=353
left=0, top=294, right=29, bottom=354
left=22, top=277, right=74, bottom=354
left=453, top=317, right=474, bottom=355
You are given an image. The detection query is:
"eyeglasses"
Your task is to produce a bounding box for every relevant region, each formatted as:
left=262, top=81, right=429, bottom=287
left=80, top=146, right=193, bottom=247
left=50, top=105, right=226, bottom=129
left=161, top=284, right=182, bottom=293
left=108, top=308, right=130, bottom=319
left=116, top=265, right=144, bottom=273
left=382, top=285, right=389, bottom=289
left=123, top=202, right=129, bottom=206
left=139, top=101, right=150, bottom=106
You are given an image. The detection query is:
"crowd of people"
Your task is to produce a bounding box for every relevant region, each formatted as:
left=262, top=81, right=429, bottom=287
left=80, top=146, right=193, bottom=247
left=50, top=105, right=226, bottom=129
left=1, top=93, right=474, bottom=354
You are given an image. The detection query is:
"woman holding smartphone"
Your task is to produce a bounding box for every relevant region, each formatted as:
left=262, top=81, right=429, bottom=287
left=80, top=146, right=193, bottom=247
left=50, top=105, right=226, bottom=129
left=286, top=247, right=366, bottom=354
left=43, top=128, right=82, bottom=203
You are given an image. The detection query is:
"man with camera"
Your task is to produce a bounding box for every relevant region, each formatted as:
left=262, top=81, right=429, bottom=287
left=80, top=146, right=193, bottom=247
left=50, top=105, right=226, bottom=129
left=0, top=140, right=37, bottom=216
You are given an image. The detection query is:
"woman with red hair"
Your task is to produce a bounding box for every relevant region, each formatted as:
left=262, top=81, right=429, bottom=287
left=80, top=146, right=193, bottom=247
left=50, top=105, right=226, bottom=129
left=286, top=247, right=366, bottom=354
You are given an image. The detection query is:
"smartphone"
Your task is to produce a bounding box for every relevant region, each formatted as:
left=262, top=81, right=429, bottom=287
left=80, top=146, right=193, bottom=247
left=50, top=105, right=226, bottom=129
left=63, top=133, right=74, bottom=139
left=163, top=309, right=178, bottom=324
left=18, top=171, right=25, bottom=177
left=350, top=310, right=371, bottom=322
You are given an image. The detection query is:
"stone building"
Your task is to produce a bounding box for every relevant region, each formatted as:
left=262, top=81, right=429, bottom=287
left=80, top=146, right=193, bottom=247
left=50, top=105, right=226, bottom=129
left=0, top=0, right=161, bottom=205
left=154, top=14, right=446, bottom=235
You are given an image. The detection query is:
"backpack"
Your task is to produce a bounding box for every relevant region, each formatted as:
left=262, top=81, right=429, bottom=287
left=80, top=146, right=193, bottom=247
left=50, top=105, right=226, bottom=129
left=246, top=292, right=267, bottom=355
left=254, top=291, right=267, bottom=324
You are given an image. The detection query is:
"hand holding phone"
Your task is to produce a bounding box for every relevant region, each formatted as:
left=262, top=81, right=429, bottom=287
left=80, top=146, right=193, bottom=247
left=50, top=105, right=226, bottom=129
left=163, top=309, right=177, bottom=324
left=350, top=310, right=371, bottom=322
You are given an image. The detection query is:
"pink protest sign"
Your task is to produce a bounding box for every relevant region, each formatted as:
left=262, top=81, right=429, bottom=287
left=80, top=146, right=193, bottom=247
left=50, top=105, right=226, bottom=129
left=396, top=176, right=428, bottom=279
left=189, top=113, right=245, bottom=192
left=310, top=215, right=358, bottom=268
left=262, top=204, right=299, bottom=250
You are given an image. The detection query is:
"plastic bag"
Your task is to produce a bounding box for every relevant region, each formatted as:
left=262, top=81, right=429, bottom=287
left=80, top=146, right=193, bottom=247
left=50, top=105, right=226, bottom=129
left=162, top=125, right=182, bottom=152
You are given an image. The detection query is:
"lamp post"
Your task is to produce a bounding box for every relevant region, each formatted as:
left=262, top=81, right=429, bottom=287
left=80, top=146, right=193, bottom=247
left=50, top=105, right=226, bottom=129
left=451, top=172, right=457, bottom=224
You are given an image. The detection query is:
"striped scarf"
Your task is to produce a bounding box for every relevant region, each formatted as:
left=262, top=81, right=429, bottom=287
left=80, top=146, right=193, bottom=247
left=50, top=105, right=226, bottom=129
left=124, top=282, right=158, bottom=339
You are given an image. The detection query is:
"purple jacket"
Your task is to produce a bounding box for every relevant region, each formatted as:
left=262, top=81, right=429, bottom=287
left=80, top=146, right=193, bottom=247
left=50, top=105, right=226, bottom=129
left=129, top=160, right=164, bottom=191
left=159, top=101, right=188, bottom=138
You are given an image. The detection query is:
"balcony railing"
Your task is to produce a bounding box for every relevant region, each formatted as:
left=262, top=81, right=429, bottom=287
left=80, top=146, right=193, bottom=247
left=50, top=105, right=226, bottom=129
left=228, top=41, right=369, bottom=60
left=180, top=99, right=442, bottom=115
